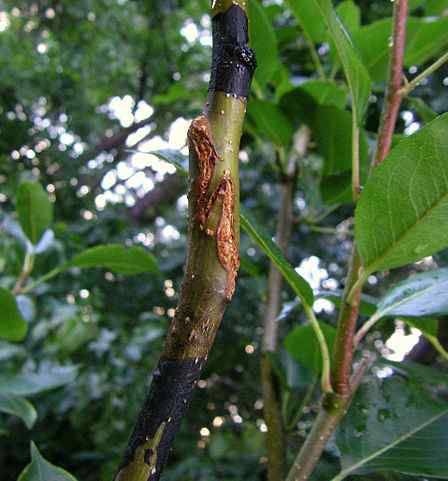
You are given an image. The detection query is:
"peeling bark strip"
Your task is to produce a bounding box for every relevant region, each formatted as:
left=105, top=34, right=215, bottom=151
left=114, top=2, right=255, bottom=480
left=210, top=4, right=256, bottom=98
left=115, top=359, right=204, bottom=481
left=188, top=116, right=239, bottom=299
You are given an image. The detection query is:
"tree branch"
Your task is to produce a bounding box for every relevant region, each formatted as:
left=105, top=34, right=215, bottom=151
left=373, top=0, right=408, bottom=167
left=113, top=2, right=256, bottom=480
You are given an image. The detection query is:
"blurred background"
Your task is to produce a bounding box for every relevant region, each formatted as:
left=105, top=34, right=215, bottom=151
left=0, top=1, right=447, bottom=480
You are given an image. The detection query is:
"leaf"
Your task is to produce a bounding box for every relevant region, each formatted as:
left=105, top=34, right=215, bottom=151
left=0, top=366, right=78, bottom=396
left=321, top=172, right=353, bottom=205
left=308, top=0, right=371, bottom=123
left=336, top=375, right=448, bottom=479
left=313, top=106, right=369, bottom=175
left=336, top=1, right=360, bottom=35
left=406, top=16, right=448, bottom=66
left=249, top=0, right=279, bottom=87
left=0, top=394, right=37, bottom=429
left=375, top=268, right=448, bottom=320
left=380, top=359, right=448, bottom=388
left=16, top=182, right=53, bottom=245
left=287, top=0, right=327, bottom=43
left=240, top=210, right=314, bottom=306
left=70, top=244, right=159, bottom=275
left=0, top=288, right=28, bottom=342
left=280, top=80, right=347, bottom=126
left=284, top=322, right=336, bottom=374
left=247, top=99, right=294, bottom=146
left=354, top=17, right=448, bottom=83
left=404, top=317, right=438, bottom=337
left=408, top=97, right=438, bottom=123
left=18, top=442, right=78, bottom=481
left=355, top=113, right=448, bottom=276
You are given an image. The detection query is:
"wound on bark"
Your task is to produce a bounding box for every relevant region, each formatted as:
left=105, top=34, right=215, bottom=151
left=188, top=115, right=240, bottom=299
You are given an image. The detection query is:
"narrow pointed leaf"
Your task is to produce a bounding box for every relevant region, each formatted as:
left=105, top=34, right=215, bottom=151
left=70, top=244, right=159, bottom=275
left=355, top=113, right=448, bottom=275
left=0, top=288, right=28, bottom=342
left=16, top=182, right=53, bottom=245
left=240, top=211, right=314, bottom=306
left=0, top=394, right=37, bottom=429
left=18, top=442, right=78, bottom=481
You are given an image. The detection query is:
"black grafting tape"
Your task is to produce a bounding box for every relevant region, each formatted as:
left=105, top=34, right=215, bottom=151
left=210, top=5, right=257, bottom=98
left=120, top=358, right=205, bottom=481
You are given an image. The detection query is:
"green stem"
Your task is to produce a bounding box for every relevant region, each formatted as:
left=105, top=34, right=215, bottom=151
left=303, top=31, right=326, bottom=80
left=286, top=376, right=317, bottom=431
left=20, top=267, right=64, bottom=295
left=351, top=110, right=360, bottom=202
left=12, top=251, right=35, bottom=295
left=304, top=304, right=333, bottom=394
left=353, top=311, right=380, bottom=347
left=426, top=335, right=448, bottom=362
left=398, top=51, right=448, bottom=97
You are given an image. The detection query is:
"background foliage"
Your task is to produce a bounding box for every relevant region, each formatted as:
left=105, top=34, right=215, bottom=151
left=1, top=1, right=447, bottom=480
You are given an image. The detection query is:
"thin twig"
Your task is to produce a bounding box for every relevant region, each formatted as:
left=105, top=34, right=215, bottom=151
left=398, top=51, right=448, bottom=97
left=373, top=0, right=408, bottom=167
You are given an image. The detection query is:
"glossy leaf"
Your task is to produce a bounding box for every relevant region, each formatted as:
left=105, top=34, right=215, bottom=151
left=405, top=317, right=438, bottom=337
left=247, top=99, right=294, bottom=146
left=0, top=394, right=37, bottom=429
left=18, top=442, right=78, bottom=481
left=287, top=0, right=327, bottom=43
left=0, top=366, right=78, bottom=396
left=249, top=0, right=279, bottom=86
left=314, top=106, right=369, bottom=175
left=355, top=113, right=448, bottom=276
left=336, top=375, right=448, bottom=479
left=308, top=0, right=371, bottom=123
left=284, top=322, right=336, bottom=374
left=375, top=268, right=448, bottom=319
left=408, top=97, right=438, bottom=124
left=0, top=288, right=28, bottom=342
left=336, top=1, right=360, bottom=34
left=406, top=16, right=448, bottom=65
left=240, top=211, right=314, bottom=306
left=16, top=182, right=53, bottom=245
left=70, top=244, right=159, bottom=275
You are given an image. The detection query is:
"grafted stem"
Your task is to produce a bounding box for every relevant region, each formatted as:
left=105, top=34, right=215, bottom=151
left=114, top=3, right=255, bottom=480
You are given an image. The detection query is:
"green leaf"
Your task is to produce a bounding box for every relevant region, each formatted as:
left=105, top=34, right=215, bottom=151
left=321, top=172, right=353, bottom=205
left=0, top=394, right=37, bottom=429
left=287, top=0, right=327, bottom=43
left=70, top=244, right=159, bottom=275
left=309, top=0, right=371, bottom=123
left=240, top=210, right=314, bottom=306
left=247, top=99, right=294, bottom=146
left=0, top=366, right=78, bottom=396
left=336, top=375, right=448, bottom=479
left=355, top=113, right=448, bottom=276
left=336, top=1, right=360, bottom=35
left=0, top=288, right=28, bottom=342
left=380, top=359, right=448, bottom=388
left=375, top=268, right=448, bottom=320
left=249, top=0, right=279, bottom=87
left=424, top=0, right=448, bottom=16
left=280, top=80, right=347, bottom=126
left=16, top=182, right=53, bottom=245
left=18, top=442, right=78, bottom=481
left=405, top=317, right=438, bottom=337
left=408, top=97, right=438, bottom=124
left=313, top=106, right=369, bottom=175
left=406, top=16, right=448, bottom=66
left=284, top=322, right=336, bottom=374
left=354, top=17, right=448, bottom=83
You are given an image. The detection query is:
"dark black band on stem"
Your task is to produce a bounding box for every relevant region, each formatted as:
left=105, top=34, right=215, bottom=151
left=119, top=358, right=205, bottom=481
left=209, top=5, right=257, bottom=98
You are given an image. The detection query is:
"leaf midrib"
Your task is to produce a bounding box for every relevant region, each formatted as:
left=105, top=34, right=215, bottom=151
left=334, top=410, right=448, bottom=480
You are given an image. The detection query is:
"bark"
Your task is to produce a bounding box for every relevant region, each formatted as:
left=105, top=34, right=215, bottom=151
left=113, top=2, right=256, bottom=481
